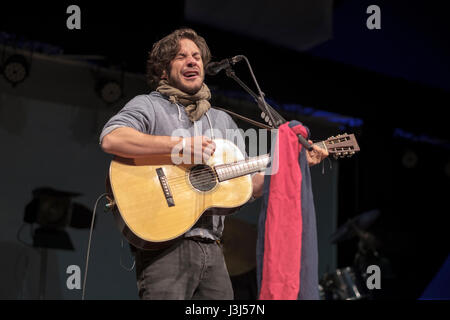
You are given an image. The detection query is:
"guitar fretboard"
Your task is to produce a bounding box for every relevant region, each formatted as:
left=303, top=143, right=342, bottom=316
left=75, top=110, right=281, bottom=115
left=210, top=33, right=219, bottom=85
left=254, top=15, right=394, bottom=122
left=215, top=154, right=270, bottom=182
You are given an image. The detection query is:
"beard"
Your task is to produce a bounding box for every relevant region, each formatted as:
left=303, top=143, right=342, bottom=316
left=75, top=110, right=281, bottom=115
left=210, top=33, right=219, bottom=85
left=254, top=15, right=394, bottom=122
left=168, top=75, right=204, bottom=95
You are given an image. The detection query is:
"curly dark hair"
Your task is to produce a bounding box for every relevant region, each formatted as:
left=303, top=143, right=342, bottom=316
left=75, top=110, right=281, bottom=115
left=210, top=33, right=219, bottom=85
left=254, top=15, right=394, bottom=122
left=146, top=28, right=211, bottom=90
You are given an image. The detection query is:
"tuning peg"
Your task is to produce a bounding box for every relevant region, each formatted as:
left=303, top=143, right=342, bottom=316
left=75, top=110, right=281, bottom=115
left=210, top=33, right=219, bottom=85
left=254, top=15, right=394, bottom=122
left=261, top=112, right=272, bottom=125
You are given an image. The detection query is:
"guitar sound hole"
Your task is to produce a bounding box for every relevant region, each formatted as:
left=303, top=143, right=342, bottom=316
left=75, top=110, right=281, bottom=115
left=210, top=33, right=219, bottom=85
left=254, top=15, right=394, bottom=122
left=189, top=165, right=217, bottom=192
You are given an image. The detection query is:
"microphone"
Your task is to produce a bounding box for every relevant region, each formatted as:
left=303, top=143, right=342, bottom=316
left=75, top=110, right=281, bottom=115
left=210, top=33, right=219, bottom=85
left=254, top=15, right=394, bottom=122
left=205, top=55, right=243, bottom=76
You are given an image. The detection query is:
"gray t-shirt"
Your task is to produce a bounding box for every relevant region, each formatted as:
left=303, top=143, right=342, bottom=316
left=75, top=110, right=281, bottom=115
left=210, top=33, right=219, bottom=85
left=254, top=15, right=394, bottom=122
left=100, top=91, right=246, bottom=240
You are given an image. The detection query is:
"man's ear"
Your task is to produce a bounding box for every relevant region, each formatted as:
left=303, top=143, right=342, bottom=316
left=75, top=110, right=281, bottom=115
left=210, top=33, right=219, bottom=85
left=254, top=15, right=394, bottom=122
left=161, top=69, right=168, bottom=80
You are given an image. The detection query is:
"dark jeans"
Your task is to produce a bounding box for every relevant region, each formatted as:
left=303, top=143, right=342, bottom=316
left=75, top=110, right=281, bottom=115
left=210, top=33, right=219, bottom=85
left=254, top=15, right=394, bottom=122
left=135, top=238, right=234, bottom=300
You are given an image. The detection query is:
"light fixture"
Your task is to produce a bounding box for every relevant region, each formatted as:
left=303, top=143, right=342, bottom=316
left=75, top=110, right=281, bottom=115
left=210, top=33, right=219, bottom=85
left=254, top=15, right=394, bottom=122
left=402, top=150, right=418, bottom=169
left=22, top=187, right=93, bottom=299
left=23, top=187, right=95, bottom=249
left=2, top=54, right=29, bottom=86
left=96, top=78, right=123, bottom=104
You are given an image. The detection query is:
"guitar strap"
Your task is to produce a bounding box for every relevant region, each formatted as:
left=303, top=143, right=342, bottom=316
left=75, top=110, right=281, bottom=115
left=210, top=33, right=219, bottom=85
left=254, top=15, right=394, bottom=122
left=213, top=106, right=274, bottom=130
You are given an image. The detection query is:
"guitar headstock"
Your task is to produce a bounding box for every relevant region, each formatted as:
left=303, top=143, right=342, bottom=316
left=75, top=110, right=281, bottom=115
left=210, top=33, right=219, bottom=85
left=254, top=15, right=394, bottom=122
left=323, top=133, right=360, bottom=159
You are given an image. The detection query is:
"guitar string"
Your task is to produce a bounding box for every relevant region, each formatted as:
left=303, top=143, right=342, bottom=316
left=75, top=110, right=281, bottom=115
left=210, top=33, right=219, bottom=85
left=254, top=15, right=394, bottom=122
left=165, top=163, right=264, bottom=183
left=164, top=167, right=246, bottom=183
left=169, top=176, right=244, bottom=192
left=164, top=158, right=269, bottom=183
left=167, top=158, right=270, bottom=187
left=161, top=147, right=344, bottom=186
left=166, top=145, right=341, bottom=187
left=168, top=153, right=337, bottom=191
left=162, top=149, right=335, bottom=191
left=167, top=170, right=258, bottom=189
left=162, top=139, right=339, bottom=183
left=166, top=150, right=342, bottom=190
left=156, top=137, right=346, bottom=186
left=152, top=143, right=343, bottom=186
left=165, top=158, right=269, bottom=184
left=166, top=141, right=338, bottom=183
left=166, top=164, right=265, bottom=190
left=145, top=148, right=350, bottom=193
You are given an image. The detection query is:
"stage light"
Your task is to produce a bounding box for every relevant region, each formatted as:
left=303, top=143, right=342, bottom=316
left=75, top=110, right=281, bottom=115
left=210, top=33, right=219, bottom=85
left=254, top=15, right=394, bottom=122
left=23, top=187, right=94, bottom=250
left=402, top=150, right=418, bottom=169
left=2, top=54, right=29, bottom=86
left=22, top=187, right=95, bottom=299
left=96, top=79, right=123, bottom=104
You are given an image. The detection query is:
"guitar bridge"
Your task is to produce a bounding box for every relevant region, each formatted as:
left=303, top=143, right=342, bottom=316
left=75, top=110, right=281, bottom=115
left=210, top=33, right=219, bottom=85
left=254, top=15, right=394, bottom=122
left=156, top=168, right=175, bottom=207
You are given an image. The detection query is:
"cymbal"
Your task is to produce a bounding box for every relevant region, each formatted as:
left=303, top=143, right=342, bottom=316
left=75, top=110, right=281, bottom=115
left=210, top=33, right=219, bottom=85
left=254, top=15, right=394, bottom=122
left=222, top=217, right=257, bottom=277
left=329, top=209, right=380, bottom=244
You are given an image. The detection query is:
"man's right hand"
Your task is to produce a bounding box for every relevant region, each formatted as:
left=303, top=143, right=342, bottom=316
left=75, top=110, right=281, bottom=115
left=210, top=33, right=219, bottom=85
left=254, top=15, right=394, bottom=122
left=102, top=127, right=216, bottom=162
left=179, top=136, right=216, bottom=164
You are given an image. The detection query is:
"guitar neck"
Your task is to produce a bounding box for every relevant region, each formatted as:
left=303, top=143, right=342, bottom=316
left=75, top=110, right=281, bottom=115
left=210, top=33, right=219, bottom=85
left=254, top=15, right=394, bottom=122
left=214, top=140, right=326, bottom=182
left=214, top=133, right=358, bottom=182
left=215, top=154, right=271, bottom=182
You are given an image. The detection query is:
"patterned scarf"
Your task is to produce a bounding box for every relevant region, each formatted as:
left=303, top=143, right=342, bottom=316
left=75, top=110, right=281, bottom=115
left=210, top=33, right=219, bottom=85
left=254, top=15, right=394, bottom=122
left=156, top=80, right=211, bottom=122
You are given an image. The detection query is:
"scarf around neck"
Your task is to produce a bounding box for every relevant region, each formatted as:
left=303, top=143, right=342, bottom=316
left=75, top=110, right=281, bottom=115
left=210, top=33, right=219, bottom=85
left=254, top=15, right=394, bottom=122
left=156, top=80, right=211, bottom=122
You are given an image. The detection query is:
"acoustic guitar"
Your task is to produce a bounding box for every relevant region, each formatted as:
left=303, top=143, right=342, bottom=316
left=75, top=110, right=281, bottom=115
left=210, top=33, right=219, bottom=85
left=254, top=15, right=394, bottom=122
left=107, top=134, right=359, bottom=249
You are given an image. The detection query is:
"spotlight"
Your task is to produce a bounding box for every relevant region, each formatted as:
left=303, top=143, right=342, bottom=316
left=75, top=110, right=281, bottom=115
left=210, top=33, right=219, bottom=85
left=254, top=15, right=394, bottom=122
left=96, top=79, right=123, bottom=104
left=22, top=187, right=93, bottom=300
left=402, top=150, right=418, bottom=169
left=2, top=54, right=29, bottom=86
left=23, top=187, right=95, bottom=250
left=24, top=187, right=78, bottom=229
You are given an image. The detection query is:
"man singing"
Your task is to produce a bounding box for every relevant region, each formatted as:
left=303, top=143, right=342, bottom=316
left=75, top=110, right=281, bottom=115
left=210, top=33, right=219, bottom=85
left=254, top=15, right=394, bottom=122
left=100, top=28, right=328, bottom=299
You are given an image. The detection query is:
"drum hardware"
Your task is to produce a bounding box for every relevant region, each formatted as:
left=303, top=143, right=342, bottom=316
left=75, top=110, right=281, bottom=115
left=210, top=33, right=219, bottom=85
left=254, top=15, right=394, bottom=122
left=321, top=209, right=395, bottom=300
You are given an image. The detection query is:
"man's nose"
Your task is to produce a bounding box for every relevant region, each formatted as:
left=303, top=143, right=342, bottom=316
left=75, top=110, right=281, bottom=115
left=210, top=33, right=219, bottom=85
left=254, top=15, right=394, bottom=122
left=186, top=56, right=198, bottom=66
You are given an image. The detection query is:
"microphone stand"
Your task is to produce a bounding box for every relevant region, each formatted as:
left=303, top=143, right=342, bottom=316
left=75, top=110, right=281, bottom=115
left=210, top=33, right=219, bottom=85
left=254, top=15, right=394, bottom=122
left=224, top=68, right=280, bottom=126
left=224, top=59, right=313, bottom=151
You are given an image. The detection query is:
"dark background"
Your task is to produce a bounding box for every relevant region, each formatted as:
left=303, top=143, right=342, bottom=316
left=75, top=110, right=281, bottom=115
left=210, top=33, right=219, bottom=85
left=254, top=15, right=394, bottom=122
left=1, top=0, right=449, bottom=299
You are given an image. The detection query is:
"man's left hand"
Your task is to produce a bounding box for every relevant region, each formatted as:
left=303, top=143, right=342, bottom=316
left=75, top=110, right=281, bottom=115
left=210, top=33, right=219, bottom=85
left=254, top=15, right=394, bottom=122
left=306, top=140, right=329, bottom=166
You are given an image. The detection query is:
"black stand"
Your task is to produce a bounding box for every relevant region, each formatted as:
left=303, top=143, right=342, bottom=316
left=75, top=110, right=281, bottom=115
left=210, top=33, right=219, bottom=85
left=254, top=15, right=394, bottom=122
left=224, top=68, right=282, bottom=128
left=224, top=60, right=313, bottom=151
left=38, top=248, right=47, bottom=300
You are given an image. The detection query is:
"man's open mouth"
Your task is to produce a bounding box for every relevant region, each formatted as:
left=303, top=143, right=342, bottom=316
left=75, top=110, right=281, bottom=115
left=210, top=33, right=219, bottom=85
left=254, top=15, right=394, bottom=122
left=183, top=70, right=199, bottom=79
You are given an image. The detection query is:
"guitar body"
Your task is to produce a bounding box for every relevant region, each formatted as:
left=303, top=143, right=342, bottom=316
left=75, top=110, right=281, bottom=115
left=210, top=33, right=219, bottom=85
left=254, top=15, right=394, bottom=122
left=108, top=139, right=252, bottom=250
